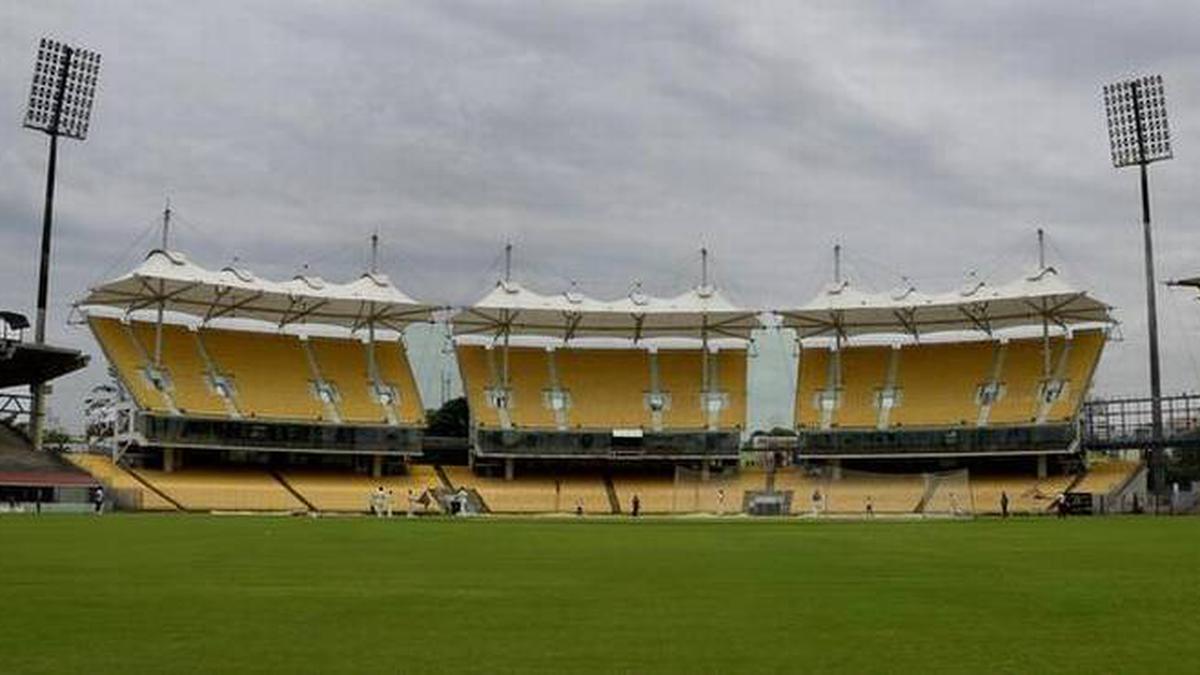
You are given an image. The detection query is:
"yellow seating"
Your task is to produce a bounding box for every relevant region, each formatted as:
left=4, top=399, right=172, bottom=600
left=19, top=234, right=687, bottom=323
left=1073, top=460, right=1140, bottom=495
left=689, top=469, right=763, bottom=513
left=87, top=317, right=171, bottom=413
left=372, top=340, right=425, bottom=425
left=657, top=351, right=709, bottom=430
left=308, top=338, right=388, bottom=423
left=279, top=468, right=442, bottom=513
left=834, top=347, right=891, bottom=429
left=892, top=341, right=993, bottom=428
left=821, top=472, right=926, bottom=513
left=798, top=331, right=1106, bottom=431
left=795, top=347, right=832, bottom=429
left=456, top=345, right=503, bottom=428
left=773, top=468, right=820, bottom=514
left=132, top=467, right=306, bottom=511
left=713, top=350, right=749, bottom=431
left=505, top=348, right=556, bottom=428
left=456, top=344, right=747, bottom=432
left=557, top=349, right=649, bottom=429
left=1045, top=329, right=1106, bottom=422
left=968, top=473, right=1074, bottom=514
left=442, top=466, right=610, bottom=513
left=128, top=322, right=227, bottom=416
left=199, top=329, right=325, bottom=421
left=989, top=338, right=1049, bottom=425
left=610, top=475, right=676, bottom=513
left=91, top=318, right=427, bottom=426
left=610, top=470, right=764, bottom=514
left=65, top=453, right=176, bottom=510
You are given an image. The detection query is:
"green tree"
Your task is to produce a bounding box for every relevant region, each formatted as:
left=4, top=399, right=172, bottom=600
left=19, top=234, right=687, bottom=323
left=426, top=397, right=469, bottom=437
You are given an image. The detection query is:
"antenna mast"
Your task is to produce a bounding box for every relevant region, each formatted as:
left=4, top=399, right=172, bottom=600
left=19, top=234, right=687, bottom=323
left=701, top=246, right=709, bottom=288
left=834, top=243, right=842, bottom=284
left=370, top=231, right=379, bottom=274
left=504, top=241, right=513, bottom=283
left=1037, top=227, right=1045, bottom=269
left=161, top=198, right=171, bottom=250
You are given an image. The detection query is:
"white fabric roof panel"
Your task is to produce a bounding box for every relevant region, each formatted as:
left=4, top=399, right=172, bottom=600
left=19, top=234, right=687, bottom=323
left=77, top=250, right=436, bottom=330
left=780, top=268, right=1112, bottom=339
left=450, top=281, right=759, bottom=340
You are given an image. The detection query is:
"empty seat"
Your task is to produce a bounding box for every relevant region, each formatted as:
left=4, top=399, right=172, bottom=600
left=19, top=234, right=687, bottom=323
left=280, top=468, right=441, bottom=512
left=443, top=466, right=609, bottom=514
left=200, top=329, right=325, bottom=421
left=892, top=341, right=993, bottom=428
left=372, top=340, right=425, bottom=425
left=65, top=453, right=176, bottom=510
left=129, top=322, right=226, bottom=416
left=969, top=473, right=1074, bottom=514
left=87, top=317, right=171, bottom=413
left=1073, top=460, right=1140, bottom=496
left=308, top=338, right=388, bottom=423
left=455, top=345, right=504, bottom=429
left=133, top=467, right=306, bottom=511
left=557, top=348, right=649, bottom=429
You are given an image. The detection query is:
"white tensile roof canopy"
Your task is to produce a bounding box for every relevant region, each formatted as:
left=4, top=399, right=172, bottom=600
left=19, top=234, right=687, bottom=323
left=451, top=280, right=759, bottom=341
left=780, top=267, right=1113, bottom=339
left=78, top=250, right=436, bottom=331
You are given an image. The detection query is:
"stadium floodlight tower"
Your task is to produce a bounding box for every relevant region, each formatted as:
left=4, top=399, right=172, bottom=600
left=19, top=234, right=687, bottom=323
left=22, top=37, right=102, bottom=450
left=1102, top=74, right=1172, bottom=493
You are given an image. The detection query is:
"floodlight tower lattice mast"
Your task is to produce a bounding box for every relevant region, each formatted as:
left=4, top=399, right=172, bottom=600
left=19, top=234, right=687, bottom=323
left=22, top=38, right=102, bottom=450
left=1103, top=74, right=1173, bottom=493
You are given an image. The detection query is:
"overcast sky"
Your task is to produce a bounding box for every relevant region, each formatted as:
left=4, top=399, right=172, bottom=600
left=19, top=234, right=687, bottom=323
left=3, top=1, right=1200, bottom=432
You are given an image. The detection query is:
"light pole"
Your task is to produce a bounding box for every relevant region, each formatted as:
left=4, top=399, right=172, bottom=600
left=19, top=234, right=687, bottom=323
left=22, top=37, right=102, bottom=450
left=1102, top=74, right=1172, bottom=493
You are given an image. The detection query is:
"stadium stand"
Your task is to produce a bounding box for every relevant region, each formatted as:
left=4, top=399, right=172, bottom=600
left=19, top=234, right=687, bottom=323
left=88, top=317, right=173, bottom=413
left=609, top=474, right=676, bottom=513
left=556, top=348, right=650, bottom=429
left=1072, top=460, right=1141, bottom=495
left=372, top=340, right=426, bottom=425
left=0, top=424, right=97, bottom=508
left=891, top=341, right=994, bottom=429
left=457, top=345, right=748, bottom=433
left=277, top=467, right=443, bottom=513
left=795, top=347, right=832, bottom=429
left=819, top=471, right=927, bottom=514
left=198, top=328, right=325, bottom=421
left=130, top=466, right=306, bottom=512
left=441, top=466, right=611, bottom=514
left=688, top=468, right=765, bottom=513
left=307, top=337, right=386, bottom=423
left=66, top=453, right=176, bottom=510
left=967, top=472, right=1074, bottom=514
left=456, top=345, right=504, bottom=428
left=797, top=331, right=1105, bottom=433
left=128, top=321, right=228, bottom=417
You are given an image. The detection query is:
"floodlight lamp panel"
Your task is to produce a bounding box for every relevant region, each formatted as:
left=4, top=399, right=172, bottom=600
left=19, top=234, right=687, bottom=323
left=22, top=37, right=101, bottom=140
left=1102, top=74, right=1173, bottom=168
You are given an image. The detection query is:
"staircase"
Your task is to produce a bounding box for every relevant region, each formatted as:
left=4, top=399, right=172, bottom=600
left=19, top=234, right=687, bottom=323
left=603, top=474, right=621, bottom=514
left=122, top=465, right=185, bottom=511
left=434, top=465, right=454, bottom=490
left=270, top=470, right=316, bottom=512
left=914, top=474, right=939, bottom=514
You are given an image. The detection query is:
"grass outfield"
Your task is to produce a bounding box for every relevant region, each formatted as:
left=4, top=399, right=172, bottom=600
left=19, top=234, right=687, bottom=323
left=2, top=516, right=1197, bottom=674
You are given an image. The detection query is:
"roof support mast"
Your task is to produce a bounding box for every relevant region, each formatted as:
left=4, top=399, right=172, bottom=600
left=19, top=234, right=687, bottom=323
left=366, top=232, right=379, bottom=400
left=153, top=199, right=171, bottom=368
left=502, top=241, right=513, bottom=393
left=700, top=246, right=710, bottom=395
left=1038, top=228, right=1050, bottom=380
